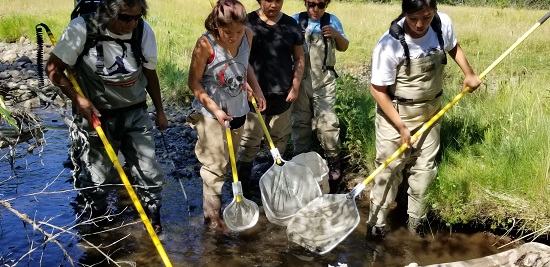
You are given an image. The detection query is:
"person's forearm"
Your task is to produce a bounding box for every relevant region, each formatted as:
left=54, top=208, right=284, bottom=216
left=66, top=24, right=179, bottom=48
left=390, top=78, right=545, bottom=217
left=247, top=65, right=263, bottom=96
left=46, top=58, right=79, bottom=102
left=143, top=68, right=164, bottom=113
left=449, top=43, right=475, bottom=76
left=189, top=80, right=220, bottom=114
left=334, top=34, right=349, bottom=52
left=292, top=54, right=305, bottom=91
left=52, top=72, right=80, bottom=102
left=370, top=85, right=405, bottom=130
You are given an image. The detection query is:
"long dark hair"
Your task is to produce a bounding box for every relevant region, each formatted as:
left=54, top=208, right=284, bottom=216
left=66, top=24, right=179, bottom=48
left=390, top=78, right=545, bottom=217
left=205, top=0, right=248, bottom=38
left=96, top=0, right=148, bottom=30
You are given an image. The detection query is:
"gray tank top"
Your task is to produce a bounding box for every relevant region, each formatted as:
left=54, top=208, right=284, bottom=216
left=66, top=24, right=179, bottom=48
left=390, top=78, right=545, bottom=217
left=192, top=33, right=250, bottom=118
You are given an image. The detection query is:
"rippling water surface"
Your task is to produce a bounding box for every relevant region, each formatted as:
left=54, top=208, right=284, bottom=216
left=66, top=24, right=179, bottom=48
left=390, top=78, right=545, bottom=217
left=0, top=109, right=517, bottom=266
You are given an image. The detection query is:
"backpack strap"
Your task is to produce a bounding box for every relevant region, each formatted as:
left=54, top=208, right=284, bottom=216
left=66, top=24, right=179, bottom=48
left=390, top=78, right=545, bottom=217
left=430, top=12, right=447, bottom=65
left=389, top=18, right=410, bottom=65
left=75, top=13, right=145, bottom=72
left=130, top=19, right=146, bottom=66
left=319, top=12, right=337, bottom=77
left=298, top=12, right=309, bottom=33
left=75, top=13, right=99, bottom=68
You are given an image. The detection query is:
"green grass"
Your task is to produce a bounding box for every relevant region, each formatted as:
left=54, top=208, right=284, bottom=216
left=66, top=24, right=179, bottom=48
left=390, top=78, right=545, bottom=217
left=1, top=0, right=549, bottom=236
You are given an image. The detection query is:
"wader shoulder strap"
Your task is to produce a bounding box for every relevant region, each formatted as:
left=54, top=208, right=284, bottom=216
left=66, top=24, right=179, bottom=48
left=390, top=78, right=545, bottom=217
left=430, top=13, right=447, bottom=65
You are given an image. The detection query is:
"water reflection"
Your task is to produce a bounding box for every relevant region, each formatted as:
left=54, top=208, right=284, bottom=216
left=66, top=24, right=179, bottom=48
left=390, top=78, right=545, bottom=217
left=0, top=109, right=518, bottom=266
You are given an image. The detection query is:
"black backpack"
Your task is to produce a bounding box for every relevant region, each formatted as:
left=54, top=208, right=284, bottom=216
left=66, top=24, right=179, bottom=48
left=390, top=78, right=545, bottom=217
left=389, top=12, right=447, bottom=65
left=298, top=12, right=338, bottom=77
left=72, top=0, right=146, bottom=72
left=71, top=0, right=101, bottom=20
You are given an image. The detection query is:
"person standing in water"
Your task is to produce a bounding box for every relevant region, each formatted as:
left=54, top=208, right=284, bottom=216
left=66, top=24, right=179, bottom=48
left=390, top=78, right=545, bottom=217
left=367, top=0, right=481, bottom=238
left=187, top=0, right=266, bottom=231
left=291, top=0, right=349, bottom=193
left=47, top=0, right=167, bottom=234
left=236, top=0, right=305, bottom=198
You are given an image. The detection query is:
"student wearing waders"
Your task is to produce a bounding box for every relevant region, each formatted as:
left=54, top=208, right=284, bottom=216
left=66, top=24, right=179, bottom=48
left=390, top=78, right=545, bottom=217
left=291, top=0, right=349, bottom=194
left=367, top=0, right=480, bottom=238
left=46, top=0, right=168, bottom=234
left=187, top=0, right=266, bottom=231
left=237, top=0, right=305, bottom=197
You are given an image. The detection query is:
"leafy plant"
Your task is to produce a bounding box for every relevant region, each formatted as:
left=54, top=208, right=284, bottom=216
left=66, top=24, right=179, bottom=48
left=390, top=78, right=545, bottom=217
left=0, top=96, right=17, bottom=129
left=335, top=74, right=376, bottom=170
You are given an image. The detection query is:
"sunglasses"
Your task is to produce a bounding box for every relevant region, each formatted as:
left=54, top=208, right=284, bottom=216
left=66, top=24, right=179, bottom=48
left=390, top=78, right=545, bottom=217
left=117, top=13, right=142, bottom=23
left=306, top=1, right=327, bottom=9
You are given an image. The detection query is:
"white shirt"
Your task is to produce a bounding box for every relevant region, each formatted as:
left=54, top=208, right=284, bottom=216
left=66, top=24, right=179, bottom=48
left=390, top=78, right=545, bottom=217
left=371, top=11, right=457, bottom=86
left=52, top=16, right=158, bottom=72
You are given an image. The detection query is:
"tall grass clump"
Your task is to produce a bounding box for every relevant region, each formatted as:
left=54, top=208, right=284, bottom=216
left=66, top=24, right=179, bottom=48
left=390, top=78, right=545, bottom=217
left=335, top=74, right=377, bottom=170
left=0, top=0, right=71, bottom=42
left=432, top=73, right=550, bottom=231
left=0, top=15, right=33, bottom=43
left=144, top=0, right=212, bottom=104
left=428, top=6, right=550, bottom=232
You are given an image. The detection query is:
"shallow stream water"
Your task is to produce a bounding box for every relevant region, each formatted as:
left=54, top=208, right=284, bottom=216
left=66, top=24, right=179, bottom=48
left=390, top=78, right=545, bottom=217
left=0, top=108, right=522, bottom=267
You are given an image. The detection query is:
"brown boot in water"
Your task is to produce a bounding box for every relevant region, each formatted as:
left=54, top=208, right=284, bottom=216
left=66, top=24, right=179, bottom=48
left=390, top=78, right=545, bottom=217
left=327, top=155, right=342, bottom=194
left=146, top=203, right=162, bottom=235
left=203, top=194, right=230, bottom=232
left=407, top=216, right=425, bottom=237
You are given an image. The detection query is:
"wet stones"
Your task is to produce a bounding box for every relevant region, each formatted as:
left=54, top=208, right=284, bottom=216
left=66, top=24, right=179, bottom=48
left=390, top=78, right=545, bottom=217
left=0, top=39, right=59, bottom=109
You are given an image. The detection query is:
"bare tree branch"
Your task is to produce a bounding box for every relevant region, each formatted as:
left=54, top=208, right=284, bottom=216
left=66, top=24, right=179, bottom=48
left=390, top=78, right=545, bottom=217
left=0, top=199, right=75, bottom=267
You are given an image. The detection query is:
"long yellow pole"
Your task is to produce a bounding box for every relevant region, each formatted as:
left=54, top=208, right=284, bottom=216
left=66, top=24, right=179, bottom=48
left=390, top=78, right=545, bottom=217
left=38, top=24, right=172, bottom=267
left=250, top=97, right=282, bottom=165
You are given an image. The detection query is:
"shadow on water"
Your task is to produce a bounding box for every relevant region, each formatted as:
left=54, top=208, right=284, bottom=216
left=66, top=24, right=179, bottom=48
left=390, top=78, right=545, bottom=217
left=0, top=108, right=521, bottom=266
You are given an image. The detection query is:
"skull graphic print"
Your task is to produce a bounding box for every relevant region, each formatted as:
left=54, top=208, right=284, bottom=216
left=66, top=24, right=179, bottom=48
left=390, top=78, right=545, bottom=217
left=214, top=61, right=247, bottom=97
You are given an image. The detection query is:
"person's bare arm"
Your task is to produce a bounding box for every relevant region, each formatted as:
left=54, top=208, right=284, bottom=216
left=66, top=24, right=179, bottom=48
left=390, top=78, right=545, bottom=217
left=244, top=26, right=266, bottom=112
left=143, top=67, right=167, bottom=130
left=187, top=36, right=230, bottom=127
left=46, top=54, right=100, bottom=123
left=286, top=44, right=305, bottom=102
left=322, top=25, right=349, bottom=52
left=370, top=84, right=411, bottom=147
left=448, top=43, right=481, bottom=92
